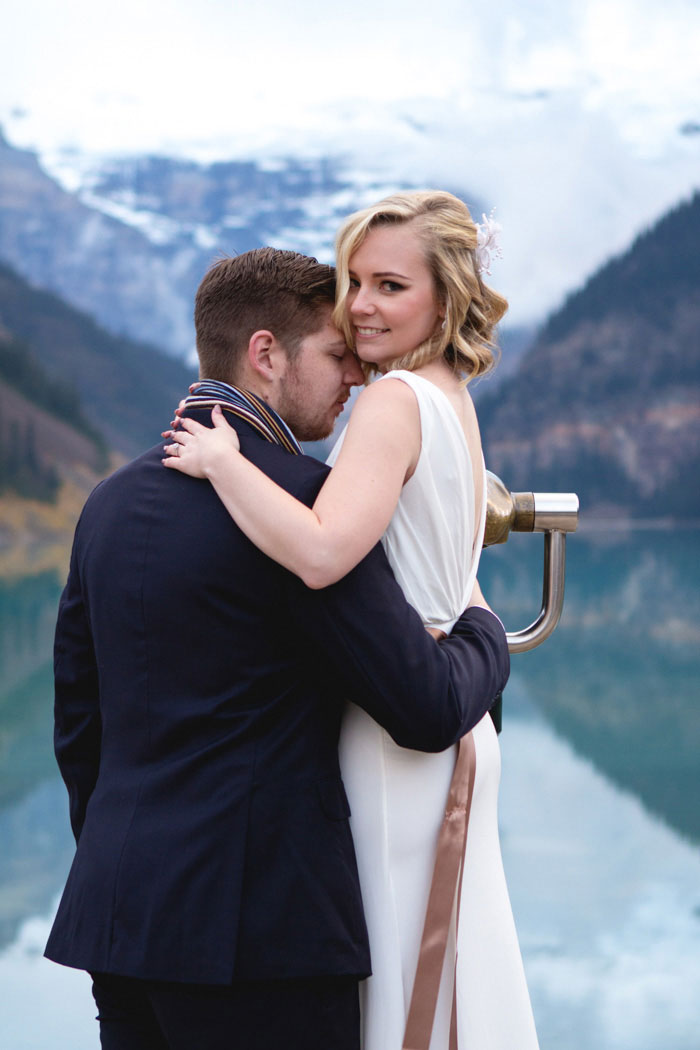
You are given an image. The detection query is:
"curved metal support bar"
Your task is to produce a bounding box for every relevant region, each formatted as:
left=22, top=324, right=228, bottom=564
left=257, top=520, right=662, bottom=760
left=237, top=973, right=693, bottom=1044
left=483, top=471, right=578, bottom=652
left=506, top=531, right=568, bottom=653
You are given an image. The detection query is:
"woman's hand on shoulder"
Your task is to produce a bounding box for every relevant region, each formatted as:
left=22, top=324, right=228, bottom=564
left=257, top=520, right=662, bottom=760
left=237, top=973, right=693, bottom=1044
left=168, top=382, right=202, bottom=430
left=162, top=404, right=240, bottom=479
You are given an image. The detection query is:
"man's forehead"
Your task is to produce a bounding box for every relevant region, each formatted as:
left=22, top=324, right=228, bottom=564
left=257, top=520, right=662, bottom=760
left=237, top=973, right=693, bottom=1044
left=304, top=318, right=349, bottom=351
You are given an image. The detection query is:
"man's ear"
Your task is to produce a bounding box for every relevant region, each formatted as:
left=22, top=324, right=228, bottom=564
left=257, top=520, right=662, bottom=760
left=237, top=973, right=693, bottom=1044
left=246, top=330, right=288, bottom=383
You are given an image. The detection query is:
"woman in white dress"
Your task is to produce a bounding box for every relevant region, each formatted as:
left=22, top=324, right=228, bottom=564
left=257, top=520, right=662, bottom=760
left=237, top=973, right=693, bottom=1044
left=164, top=190, right=539, bottom=1050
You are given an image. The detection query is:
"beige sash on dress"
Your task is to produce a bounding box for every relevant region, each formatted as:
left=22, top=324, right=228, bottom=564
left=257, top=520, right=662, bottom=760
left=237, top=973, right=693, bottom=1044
left=402, top=732, right=477, bottom=1050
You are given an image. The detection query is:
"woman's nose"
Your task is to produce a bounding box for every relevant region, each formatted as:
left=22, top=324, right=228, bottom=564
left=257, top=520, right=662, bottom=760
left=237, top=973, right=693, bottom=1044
left=349, top=286, right=374, bottom=315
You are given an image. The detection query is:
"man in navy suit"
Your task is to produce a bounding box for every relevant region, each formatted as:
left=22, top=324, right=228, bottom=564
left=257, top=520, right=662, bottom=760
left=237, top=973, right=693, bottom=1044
left=45, top=248, right=509, bottom=1049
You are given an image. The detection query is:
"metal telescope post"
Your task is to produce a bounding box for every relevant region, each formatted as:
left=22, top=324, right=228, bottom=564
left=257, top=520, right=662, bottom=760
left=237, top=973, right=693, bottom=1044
left=484, top=472, right=580, bottom=654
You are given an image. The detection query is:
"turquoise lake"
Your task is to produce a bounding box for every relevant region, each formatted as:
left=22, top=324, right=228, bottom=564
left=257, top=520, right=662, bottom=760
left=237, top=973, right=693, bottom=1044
left=0, top=526, right=698, bottom=1048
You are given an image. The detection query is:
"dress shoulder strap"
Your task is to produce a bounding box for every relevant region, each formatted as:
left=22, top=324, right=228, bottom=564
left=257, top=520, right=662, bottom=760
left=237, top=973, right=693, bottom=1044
left=378, top=369, right=439, bottom=403
left=377, top=370, right=457, bottom=444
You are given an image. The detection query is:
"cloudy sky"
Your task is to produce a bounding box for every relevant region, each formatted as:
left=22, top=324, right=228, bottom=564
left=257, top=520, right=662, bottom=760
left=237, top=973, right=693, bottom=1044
left=3, top=0, right=698, bottom=157
left=2, top=0, right=699, bottom=324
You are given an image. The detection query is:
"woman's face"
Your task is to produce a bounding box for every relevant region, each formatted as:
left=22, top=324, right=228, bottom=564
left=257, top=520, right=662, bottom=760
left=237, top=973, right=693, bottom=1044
left=346, top=222, right=443, bottom=370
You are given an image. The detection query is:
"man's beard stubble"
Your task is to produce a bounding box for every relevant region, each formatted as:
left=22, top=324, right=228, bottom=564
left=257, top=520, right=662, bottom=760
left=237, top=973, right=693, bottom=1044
left=275, top=369, right=335, bottom=444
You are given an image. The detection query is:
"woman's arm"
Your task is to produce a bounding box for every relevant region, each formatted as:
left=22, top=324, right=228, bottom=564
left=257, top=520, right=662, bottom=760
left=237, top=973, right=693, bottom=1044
left=163, top=379, right=421, bottom=588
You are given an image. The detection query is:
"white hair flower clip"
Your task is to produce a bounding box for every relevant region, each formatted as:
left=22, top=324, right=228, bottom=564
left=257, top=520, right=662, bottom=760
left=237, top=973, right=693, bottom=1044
left=475, top=209, right=503, bottom=276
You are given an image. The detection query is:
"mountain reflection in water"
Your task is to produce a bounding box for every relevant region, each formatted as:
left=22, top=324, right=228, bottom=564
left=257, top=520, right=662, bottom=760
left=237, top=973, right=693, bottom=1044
left=480, top=527, right=700, bottom=846
left=0, top=528, right=698, bottom=1049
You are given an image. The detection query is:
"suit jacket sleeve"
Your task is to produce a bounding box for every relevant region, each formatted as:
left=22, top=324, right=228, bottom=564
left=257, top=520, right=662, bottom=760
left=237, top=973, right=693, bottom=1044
left=286, top=538, right=509, bottom=753
left=53, top=512, right=102, bottom=842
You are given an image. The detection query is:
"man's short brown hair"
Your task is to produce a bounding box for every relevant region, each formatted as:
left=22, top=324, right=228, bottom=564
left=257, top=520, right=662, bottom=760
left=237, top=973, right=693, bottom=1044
left=194, top=248, right=336, bottom=383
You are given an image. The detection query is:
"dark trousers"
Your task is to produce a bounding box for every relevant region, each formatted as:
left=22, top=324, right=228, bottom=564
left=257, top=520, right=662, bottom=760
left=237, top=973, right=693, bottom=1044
left=91, top=972, right=360, bottom=1050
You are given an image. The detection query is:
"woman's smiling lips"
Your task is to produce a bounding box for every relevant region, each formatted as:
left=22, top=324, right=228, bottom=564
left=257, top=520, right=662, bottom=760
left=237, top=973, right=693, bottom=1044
left=355, top=326, right=389, bottom=339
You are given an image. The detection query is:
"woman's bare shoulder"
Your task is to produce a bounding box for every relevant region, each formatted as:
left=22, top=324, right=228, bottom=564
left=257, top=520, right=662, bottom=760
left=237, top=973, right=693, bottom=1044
left=332, top=377, right=421, bottom=474
left=340, top=376, right=422, bottom=475
left=352, top=375, right=420, bottom=420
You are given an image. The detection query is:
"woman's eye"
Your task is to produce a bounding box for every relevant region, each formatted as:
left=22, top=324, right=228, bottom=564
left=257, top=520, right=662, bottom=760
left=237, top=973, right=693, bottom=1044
left=348, top=277, right=360, bottom=288
left=381, top=281, right=404, bottom=292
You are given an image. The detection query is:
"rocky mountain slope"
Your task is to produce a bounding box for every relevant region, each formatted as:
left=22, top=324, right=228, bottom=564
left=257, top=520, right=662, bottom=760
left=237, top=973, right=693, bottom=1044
left=0, top=260, right=193, bottom=459
left=479, top=193, right=700, bottom=519
left=0, top=130, right=195, bottom=356
left=0, top=261, right=193, bottom=574
left=0, top=348, right=109, bottom=577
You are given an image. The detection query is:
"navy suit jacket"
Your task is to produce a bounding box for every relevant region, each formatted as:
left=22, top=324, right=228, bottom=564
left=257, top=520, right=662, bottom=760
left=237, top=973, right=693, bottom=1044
left=45, top=414, right=509, bottom=984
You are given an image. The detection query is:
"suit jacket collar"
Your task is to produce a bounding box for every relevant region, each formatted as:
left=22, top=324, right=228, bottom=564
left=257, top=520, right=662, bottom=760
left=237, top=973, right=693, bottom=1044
left=183, top=380, right=302, bottom=455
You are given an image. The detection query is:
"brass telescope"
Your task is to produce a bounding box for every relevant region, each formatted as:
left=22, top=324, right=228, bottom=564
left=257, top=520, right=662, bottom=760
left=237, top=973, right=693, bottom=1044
left=484, top=472, right=580, bottom=654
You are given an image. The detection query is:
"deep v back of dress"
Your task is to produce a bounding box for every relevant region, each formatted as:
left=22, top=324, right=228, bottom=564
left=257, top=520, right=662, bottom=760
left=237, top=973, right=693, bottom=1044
left=329, top=370, right=539, bottom=1050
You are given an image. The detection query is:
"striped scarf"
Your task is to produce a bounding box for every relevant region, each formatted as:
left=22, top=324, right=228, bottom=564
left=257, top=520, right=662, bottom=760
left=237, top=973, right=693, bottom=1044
left=184, top=380, right=302, bottom=456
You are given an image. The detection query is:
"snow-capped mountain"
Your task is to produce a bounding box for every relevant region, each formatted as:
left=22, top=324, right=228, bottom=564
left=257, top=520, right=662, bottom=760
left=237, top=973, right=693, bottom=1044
left=38, top=87, right=700, bottom=312
left=1, top=130, right=486, bottom=359
left=0, top=85, right=698, bottom=360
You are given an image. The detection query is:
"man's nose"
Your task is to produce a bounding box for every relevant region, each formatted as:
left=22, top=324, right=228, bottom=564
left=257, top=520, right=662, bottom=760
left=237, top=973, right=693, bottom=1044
left=344, top=353, right=365, bottom=385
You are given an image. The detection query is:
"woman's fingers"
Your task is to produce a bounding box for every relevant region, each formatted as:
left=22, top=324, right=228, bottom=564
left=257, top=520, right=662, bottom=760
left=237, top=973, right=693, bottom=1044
left=162, top=434, right=194, bottom=470
left=175, top=416, right=206, bottom=435
left=210, top=405, right=240, bottom=449
left=162, top=427, right=191, bottom=455
left=162, top=452, right=196, bottom=474
left=161, top=402, right=238, bottom=476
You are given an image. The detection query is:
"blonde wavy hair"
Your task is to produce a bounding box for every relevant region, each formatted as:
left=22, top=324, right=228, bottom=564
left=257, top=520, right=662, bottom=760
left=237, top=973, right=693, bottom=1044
left=333, top=190, right=508, bottom=380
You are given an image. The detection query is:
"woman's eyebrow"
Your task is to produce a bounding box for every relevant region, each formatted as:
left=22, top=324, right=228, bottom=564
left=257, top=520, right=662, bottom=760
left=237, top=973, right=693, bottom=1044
left=350, top=270, right=411, bottom=280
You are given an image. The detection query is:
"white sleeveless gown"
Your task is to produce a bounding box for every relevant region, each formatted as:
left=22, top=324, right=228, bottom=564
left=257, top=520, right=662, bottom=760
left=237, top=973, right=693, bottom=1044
left=328, top=371, right=539, bottom=1050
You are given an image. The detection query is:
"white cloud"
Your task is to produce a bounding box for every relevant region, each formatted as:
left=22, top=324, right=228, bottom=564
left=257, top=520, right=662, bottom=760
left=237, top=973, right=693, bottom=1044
left=2, top=0, right=698, bottom=156
left=1, top=0, right=698, bottom=327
